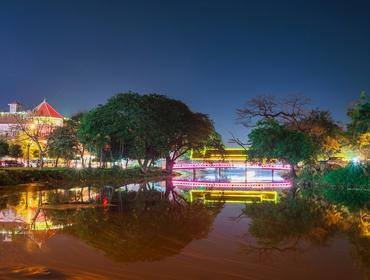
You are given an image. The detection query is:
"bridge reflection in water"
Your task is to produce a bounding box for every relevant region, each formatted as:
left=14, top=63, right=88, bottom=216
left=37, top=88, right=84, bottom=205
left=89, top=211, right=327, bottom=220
left=189, top=190, right=278, bottom=204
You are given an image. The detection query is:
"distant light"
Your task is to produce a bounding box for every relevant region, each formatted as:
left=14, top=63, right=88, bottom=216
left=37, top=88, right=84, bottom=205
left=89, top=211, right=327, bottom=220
left=351, top=157, right=360, bottom=164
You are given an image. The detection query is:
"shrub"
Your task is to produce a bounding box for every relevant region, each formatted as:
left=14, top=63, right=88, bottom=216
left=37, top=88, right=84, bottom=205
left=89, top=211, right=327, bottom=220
left=323, top=162, right=369, bottom=189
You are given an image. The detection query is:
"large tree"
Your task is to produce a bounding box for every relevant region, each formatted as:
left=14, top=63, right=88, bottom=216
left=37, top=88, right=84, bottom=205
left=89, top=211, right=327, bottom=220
left=297, top=110, right=344, bottom=159
left=12, top=114, right=56, bottom=167
left=78, top=92, right=161, bottom=171
left=47, top=125, right=78, bottom=167
left=78, top=92, right=223, bottom=172
left=140, top=94, right=223, bottom=173
left=247, top=119, right=316, bottom=177
left=236, top=95, right=344, bottom=161
left=64, top=113, right=87, bottom=167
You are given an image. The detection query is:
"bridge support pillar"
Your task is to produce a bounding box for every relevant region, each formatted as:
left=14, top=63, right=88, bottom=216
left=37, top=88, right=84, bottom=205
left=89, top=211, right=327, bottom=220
left=193, top=169, right=196, bottom=180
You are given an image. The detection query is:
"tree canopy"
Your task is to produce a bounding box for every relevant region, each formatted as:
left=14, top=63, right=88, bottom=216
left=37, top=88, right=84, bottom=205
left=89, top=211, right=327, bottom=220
left=247, top=119, right=316, bottom=176
left=347, top=92, right=370, bottom=161
left=8, top=144, right=23, bottom=159
left=236, top=95, right=344, bottom=161
left=78, top=92, right=223, bottom=172
left=47, top=125, right=78, bottom=166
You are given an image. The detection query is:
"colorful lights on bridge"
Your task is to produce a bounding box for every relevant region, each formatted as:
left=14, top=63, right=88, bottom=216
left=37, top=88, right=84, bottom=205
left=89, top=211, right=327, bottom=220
left=173, top=162, right=291, bottom=170
left=172, top=180, right=292, bottom=189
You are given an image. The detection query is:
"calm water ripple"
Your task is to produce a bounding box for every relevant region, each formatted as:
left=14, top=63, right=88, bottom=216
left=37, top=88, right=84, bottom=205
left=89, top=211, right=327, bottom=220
left=0, top=179, right=369, bottom=279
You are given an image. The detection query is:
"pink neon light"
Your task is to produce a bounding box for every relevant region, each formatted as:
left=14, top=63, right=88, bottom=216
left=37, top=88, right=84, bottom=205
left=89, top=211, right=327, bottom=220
left=173, top=162, right=291, bottom=170
left=172, top=180, right=292, bottom=189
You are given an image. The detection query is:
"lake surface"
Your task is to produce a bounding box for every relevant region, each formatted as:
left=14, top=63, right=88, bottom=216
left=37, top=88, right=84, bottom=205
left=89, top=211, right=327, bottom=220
left=0, top=176, right=369, bottom=279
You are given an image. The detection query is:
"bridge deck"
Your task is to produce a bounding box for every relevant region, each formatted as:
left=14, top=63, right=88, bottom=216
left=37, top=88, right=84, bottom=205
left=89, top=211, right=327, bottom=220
left=173, top=162, right=291, bottom=170
left=172, top=180, right=292, bottom=189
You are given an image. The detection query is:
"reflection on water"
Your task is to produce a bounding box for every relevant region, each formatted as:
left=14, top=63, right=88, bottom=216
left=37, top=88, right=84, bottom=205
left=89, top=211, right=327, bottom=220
left=176, top=167, right=289, bottom=182
left=189, top=190, right=278, bottom=204
left=0, top=177, right=369, bottom=279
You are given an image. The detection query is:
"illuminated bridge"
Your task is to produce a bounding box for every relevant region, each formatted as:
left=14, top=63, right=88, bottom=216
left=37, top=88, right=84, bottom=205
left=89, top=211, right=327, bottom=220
left=172, top=180, right=292, bottom=189
left=173, top=162, right=291, bottom=170
left=174, top=148, right=292, bottom=188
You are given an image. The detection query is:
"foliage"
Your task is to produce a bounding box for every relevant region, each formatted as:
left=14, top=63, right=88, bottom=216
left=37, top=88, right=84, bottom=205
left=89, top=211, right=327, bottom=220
left=144, top=94, right=223, bottom=171
left=297, top=110, right=344, bottom=159
left=64, top=113, right=87, bottom=166
left=298, top=163, right=370, bottom=211
left=13, top=132, right=39, bottom=162
left=347, top=92, right=370, bottom=161
left=10, top=113, right=58, bottom=167
left=348, top=92, right=370, bottom=135
left=0, top=139, right=9, bottom=157
left=323, top=163, right=369, bottom=189
left=78, top=92, right=159, bottom=170
left=78, top=92, right=223, bottom=172
left=320, top=188, right=370, bottom=211
left=320, top=163, right=370, bottom=210
left=243, top=196, right=342, bottom=247
left=247, top=119, right=316, bottom=173
left=242, top=196, right=370, bottom=270
left=47, top=124, right=79, bottom=164
left=236, top=95, right=346, bottom=163
left=8, top=144, right=23, bottom=159
left=59, top=189, right=220, bottom=262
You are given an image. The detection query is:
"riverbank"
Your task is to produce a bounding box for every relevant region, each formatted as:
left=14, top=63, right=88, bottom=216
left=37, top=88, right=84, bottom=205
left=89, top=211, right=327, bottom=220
left=297, top=163, right=370, bottom=211
left=0, top=167, right=169, bottom=186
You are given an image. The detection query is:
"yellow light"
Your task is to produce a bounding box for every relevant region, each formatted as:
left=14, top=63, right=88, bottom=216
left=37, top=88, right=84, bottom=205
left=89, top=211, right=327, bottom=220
left=191, top=148, right=248, bottom=161
left=189, top=190, right=278, bottom=204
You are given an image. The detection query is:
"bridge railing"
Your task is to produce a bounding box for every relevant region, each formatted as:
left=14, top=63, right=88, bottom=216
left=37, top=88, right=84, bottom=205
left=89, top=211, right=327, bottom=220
left=173, top=162, right=291, bottom=170
left=172, top=180, right=292, bottom=189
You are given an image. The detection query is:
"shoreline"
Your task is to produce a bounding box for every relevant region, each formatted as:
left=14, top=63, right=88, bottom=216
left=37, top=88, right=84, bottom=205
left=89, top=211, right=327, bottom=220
left=0, top=167, right=169, bottom=187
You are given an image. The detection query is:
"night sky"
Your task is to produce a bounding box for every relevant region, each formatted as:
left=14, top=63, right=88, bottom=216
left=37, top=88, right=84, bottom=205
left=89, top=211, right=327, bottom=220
left=1, top=0, right=370, bottom=142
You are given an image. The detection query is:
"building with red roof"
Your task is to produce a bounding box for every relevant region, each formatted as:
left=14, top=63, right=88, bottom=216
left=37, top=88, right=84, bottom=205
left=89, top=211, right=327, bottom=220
left=0, top=99, right=64, bottom=138
left=33, top=99, right=64, bottom=119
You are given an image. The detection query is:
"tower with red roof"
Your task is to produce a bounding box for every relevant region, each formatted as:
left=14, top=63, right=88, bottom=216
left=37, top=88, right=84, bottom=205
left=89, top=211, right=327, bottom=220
left=32, top=99, right=64, bottom=119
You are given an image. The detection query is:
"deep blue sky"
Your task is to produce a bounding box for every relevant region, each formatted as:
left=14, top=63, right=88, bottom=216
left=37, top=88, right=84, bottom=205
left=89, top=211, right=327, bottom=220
left=1, top=0, right=370, bottom=142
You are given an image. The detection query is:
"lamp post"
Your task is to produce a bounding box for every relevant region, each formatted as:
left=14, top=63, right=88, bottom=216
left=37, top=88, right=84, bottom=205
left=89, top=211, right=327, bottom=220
left=27, top=143, right=30, bottom=167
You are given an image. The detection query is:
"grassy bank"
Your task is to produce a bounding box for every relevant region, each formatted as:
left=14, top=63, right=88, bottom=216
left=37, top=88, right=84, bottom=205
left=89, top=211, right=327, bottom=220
left=0, top=167, right=168, bottom=186
left=298, top=163, right=370, bottom=211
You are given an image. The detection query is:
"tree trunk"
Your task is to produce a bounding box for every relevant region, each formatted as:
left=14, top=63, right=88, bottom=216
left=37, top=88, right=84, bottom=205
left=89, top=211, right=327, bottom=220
left=165, top=177, right=174, bottom=199
left=290, top=164, right=297, bottom=178
left=165, top=156, right=174, bottom=174
left=99, top=146, right=103, bottom=168
left=26, top=144, right=30, bottom=167
left=289, top=163, right=298, bottom=198
left=35, top=142, right=43, bottom=168
left=110, top=149, right=114, bottom=166
left=80, top=146, right=85, bottom=168
left=138, top=159, right=149, bottom=173
left=55, top=156, right=59, bottom=168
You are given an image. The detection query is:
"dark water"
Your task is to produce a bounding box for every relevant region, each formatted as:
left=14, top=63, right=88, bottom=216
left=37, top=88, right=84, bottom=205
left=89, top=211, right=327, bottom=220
left=0, top=179, right=369, bottom=280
